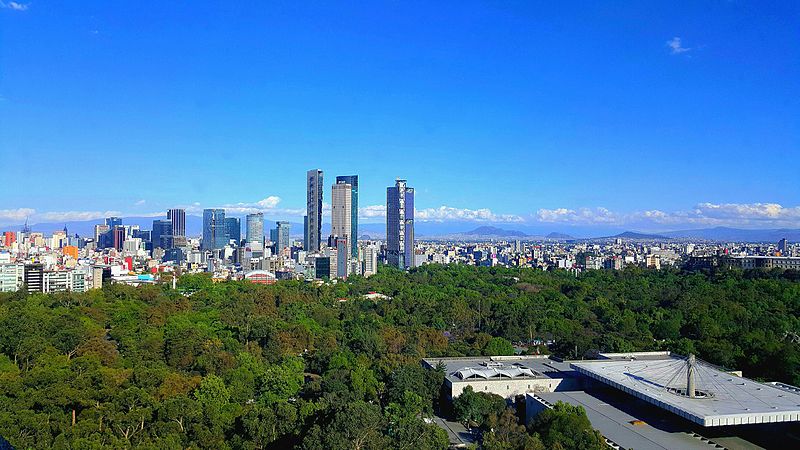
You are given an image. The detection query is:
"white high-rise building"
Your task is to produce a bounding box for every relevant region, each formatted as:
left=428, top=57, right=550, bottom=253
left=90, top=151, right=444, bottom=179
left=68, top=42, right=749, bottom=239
left=331, top=181, right=352, bottom=255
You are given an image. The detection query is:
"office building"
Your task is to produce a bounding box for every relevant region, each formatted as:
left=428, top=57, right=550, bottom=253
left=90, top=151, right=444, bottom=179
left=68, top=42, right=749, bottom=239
left=336, top=175, right=358, bottom=257
left=94, top=224, right=110, bottom=246
left=105, top=217, right=122, bottom=229
left=386, top=179, right=415, bottom=269
left=273, top=221, right=291, bottom=256
left=112, top=226, right=126, bottom=251
left=202, top=209, right=227, bottom=251
left=23, top=263, right=44, bottom=293
left=306, top=169, right=324, bottom=252
left=303, top=216, right=308, bottom=251
left=151, top=219, right=173, bottom=250
left=246, top=213, right=264, bottom=244
left=167, top=208, right=186, bottom=238
left=362, top=243, right=379, bottom=277
left=331, top=180, right=353, bottom=261
left=0, top=263, right=24, bottom=292
left=778, top=238, right=789, bottom=254
left=225, top=217, right=241, bottom=244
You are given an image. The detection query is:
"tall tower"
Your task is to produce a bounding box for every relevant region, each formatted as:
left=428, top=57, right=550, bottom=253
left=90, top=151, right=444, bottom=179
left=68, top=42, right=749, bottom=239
left=306, top=169, right=324, bottom=252
left=335, top=175, right=358, bottom=258
left=387, top=179, right=415, bottom=269
left=167, top=208, right=186, bottom=238
left=246, top=213, right=264, bottom=244
left=225, top=217, right=241, bottom=245
left=202, top=209, right=226, bottom=251
left=331, top=181, right=353, bottom=266
left=274, top=221, right=291, bottom=256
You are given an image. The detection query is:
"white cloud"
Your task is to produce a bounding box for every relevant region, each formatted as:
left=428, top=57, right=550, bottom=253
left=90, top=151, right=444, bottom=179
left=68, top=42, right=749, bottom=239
left=536, top=203, right=800, bottom=228
left=0, top=1, right=28, bottom=11
left=256, top=196, right=281, bottom=209
left=37, top=211, right=122, bottom=222
left=134, top=199, right=146, bottom=206
left=666, top=37, right=691, bottom=54
left=0, top=208, right=35, bottom=222
left=537, top=207, right=620, bottom=225
left=359, top=205, right=386, bottom=219
left=415, top=206, right=524, bottom=223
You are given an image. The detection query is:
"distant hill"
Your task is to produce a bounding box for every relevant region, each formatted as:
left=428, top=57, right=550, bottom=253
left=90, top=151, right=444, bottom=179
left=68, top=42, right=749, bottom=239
left=588, top=231, right=670, bottom=240
left=458, top=226, right=528, bottom=237
left=546, top=232, right=575, bottom=240
left=662, top=227, right=800, bottom=242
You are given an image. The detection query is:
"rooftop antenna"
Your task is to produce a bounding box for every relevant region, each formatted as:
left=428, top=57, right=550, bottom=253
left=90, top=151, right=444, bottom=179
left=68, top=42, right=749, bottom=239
left=687, top=354, right=696, bottom=398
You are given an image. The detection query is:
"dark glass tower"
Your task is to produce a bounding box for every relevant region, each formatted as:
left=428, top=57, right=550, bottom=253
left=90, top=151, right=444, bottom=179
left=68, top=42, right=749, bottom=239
left=386, top=179, right=414, bottom=269
left=202, top=209, right=226, bottom=250
left=306, top=169, right=324, bottom=252
left=225, top=217, right=241, bottom=245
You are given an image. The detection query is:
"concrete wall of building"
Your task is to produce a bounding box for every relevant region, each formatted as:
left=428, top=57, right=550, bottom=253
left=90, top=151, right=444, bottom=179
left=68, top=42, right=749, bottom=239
left=449, top=376, right=581, bottom=400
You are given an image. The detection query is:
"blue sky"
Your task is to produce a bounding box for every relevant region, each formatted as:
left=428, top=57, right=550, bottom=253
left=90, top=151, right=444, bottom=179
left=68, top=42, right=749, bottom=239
left=1, top=1, right=798, bottom=232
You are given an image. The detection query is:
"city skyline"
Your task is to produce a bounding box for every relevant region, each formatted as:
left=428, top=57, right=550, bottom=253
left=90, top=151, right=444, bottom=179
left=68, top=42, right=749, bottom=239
left=1, top=2, right=799, bottom=232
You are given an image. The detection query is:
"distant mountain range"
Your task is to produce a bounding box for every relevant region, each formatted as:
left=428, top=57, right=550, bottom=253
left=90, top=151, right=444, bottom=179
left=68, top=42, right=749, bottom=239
left=661, top=227, right=800, bottom=242
left=458, top=226, right=528, bottom=237
left=2, top=218, right=796, bottom=243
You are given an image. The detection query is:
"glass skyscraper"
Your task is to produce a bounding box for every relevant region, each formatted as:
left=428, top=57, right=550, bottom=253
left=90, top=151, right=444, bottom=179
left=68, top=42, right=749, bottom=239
left=246, top=213, right=264, bottom=244
left=273, top=221, right=291, bottom=255
left=306, top=169, right=323, bottom=252
left=151, top=219, right=173, bottom=250
left=167, top=208, right=186, bottom=237
left=335, top=175, right=358, bottom=258
left=202, top=209, right=226, bottom=251
left=387, top=179, right=414, bottom=269
left=225, top=217, right=241, bottom=245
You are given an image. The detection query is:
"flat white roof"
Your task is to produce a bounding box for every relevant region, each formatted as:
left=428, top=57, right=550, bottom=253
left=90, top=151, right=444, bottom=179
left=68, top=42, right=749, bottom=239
left=571, top=355, right=800, bottom=427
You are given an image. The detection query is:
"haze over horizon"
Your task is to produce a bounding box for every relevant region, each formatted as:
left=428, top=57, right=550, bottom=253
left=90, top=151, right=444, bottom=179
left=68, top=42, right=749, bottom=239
left=1, top=1, right=798, bottom=232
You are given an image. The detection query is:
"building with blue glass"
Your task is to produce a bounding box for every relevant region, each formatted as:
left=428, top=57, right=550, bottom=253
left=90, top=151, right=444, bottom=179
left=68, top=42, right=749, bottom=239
left=202, top=209, right=227, bottom=251
left=386, top=179, right=414, bottom=269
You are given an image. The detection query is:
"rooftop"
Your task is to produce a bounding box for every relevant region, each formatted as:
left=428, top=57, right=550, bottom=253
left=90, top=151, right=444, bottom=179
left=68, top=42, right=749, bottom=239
left=423, top=355, right=575, bottom=383
left=531, top=390, right=764, bottom=450
left=571, top=354, right=800, bottom=427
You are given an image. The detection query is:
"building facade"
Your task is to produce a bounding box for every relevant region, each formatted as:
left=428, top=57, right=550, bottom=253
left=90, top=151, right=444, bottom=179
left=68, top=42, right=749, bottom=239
left=225, top=217, right=241, bottom=245
left=202, top=209, right=227, bottom=251
left=246, top=213, right=264, bottom=245
left=387, top=179, right=415, bottom=269
left=167, top=208, right=186, bottom=238
left=151, top=219, right=173, bottom=250
left=336, top=175, right=359, bottom=257
left=306, top=169, right=324, bottom=252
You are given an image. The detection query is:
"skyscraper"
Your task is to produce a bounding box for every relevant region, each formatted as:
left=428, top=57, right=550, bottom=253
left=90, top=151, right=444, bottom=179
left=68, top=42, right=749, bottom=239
left=306, top=169, right=323, bottom=252
left=202, top=209, right=226, bottom=251
left=331, top=180, right=352, bottom=264
left=273, top=221, right=291, bottom=256
left=152, top=219, right=173, bottom=250
left=112, top=226, right=126, bottom=251
left=387, top=179, right=415, bottom=269
left=336, top=175, right=358, bottom=257
left=303, top=215, right=308, bottom=250
left=167, top=208, right=186, bottom=237
left=246, top=213, right=264, bottom=244
left=225, top=217, right=241, bottom=245
left=106, top=217, right=122, bottom=228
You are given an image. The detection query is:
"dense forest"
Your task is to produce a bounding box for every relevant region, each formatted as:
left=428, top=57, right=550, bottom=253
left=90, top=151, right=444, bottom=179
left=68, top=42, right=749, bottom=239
left=0, top=264, right=798, bottom=449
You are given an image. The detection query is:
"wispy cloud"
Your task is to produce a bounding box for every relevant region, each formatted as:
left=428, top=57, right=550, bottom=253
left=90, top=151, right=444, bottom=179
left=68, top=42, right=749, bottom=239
left=416, top=206, right=524, bottom=223
left=537, top=207, right=620, bottom=225
left=37, top=211, right=122, bottom=222
left=134, top=199, right=146, bottom=206
left=0, top=1, right=29, bottom=11
left=536, top=202, right=800, bottom=228
left=666, top=37, right=691, bottom=54
left=0, top=208, right=35, bottom=223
